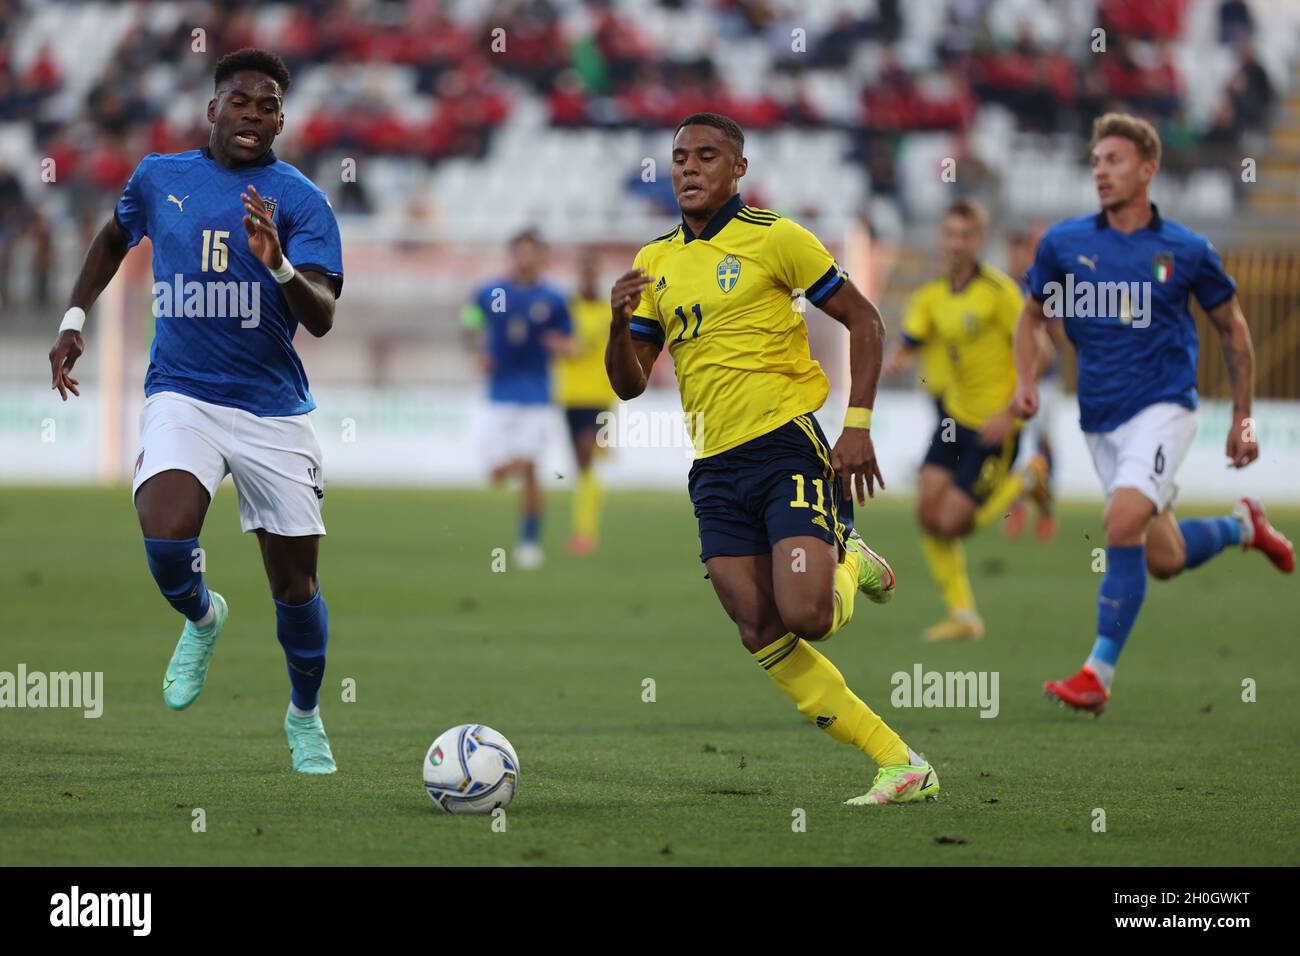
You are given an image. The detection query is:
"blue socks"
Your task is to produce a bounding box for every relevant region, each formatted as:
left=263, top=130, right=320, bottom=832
left=1179, top=516, right=1242, bottom=569
left=1086, top=545, right=1148, bottom=685
left=521, top=512, right=540, bottom=544
left=143, top=537, right=211, bottom=622
left=276, top=588, right=329, bottom=712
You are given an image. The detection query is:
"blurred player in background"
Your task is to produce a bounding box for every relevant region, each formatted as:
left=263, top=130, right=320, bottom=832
left=555, top=248, right=616, bottom=556
left=1015, top=113, right=1295, bottom=715
left=607, top=113, right=939, bottom=806
left=46, top=49, right=344, bottom=773
left=462, top=228, right=573, bottom=570
left=883, top=200, right=1048, bottom=642
left=1005, top=223, right=1059, bottom=542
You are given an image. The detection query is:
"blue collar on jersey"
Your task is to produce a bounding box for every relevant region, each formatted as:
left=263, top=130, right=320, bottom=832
left=1093, top=202, right=1163, bottom=231
left=201, top=144, right=278, bottom=169
left=681, top=193, right=744, bottom=243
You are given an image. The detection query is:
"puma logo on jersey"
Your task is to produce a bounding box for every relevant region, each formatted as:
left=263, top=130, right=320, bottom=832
left=1077, top=254, right=1097, bottom=271
left=167, top=194, right=189, bottom=212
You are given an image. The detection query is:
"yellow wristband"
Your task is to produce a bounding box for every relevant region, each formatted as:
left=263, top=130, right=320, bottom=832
left=844, top=406, right=872, bottom=430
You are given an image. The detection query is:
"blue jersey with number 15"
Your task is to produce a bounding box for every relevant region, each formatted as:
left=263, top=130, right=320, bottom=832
left=115, top=147, right=344, bottom=417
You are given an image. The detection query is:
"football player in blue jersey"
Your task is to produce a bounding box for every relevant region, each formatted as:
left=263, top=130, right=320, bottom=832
left=47, top=49, right=344, bottom=772
left=1013, top=113, right=1294, bottom=716
left=461, top=228, right=573, bottom=570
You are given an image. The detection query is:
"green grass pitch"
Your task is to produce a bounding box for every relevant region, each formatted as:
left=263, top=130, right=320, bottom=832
left=1, top=486, right=1297, bottom=866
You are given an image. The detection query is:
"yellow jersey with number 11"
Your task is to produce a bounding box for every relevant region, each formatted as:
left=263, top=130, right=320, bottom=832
left=627, top=195, right=847, bottom=458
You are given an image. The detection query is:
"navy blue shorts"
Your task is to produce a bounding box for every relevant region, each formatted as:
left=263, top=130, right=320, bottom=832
left=922, top=406, right=1020, bottom=504
left=688, top=414, right=854, bottom=562
left=564, top=406, right=604, bottom=445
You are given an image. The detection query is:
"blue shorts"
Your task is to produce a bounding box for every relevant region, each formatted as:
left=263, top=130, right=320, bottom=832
left=922, top=405, right=1020, bottom=504
left=687, top=414, right=854, bottom=562
left=564, top=406, right=604, bottom=444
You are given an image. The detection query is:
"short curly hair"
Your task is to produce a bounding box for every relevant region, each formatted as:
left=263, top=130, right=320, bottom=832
left=674, top=112, right=745, bottom=158
left=214, top=48, right=291, bottom=95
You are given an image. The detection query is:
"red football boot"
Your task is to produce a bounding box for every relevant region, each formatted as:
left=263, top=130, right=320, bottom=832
left=1005, top=500, right=1026, bottom=539
left=1044, top=666, right=1109, bottom=716
left=1234, top=498, right=1295, bottom=573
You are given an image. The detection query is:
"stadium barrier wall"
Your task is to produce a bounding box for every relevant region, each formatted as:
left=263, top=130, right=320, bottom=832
left=3, top=384, right=1299, bottom=503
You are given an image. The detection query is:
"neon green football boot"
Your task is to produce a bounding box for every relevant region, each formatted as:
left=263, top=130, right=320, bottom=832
left=162, top=591, right=228, bottom=710
left=845, top=528, right=896, bottom=604
left=844, top=760, right=940, bottom=806
left=285, top=708, right=337, bottom=774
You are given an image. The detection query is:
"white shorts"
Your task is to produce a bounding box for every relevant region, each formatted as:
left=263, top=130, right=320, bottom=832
left=480, top=402, right=552, bottom=470
left=1019, top=375, right=1061, bottom=458
left=132, top=391, right=326, bottom=537
left=1084, top=402, right=1197, bottom=512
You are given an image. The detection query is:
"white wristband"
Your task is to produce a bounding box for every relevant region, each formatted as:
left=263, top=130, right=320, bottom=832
left=59, top=307, right=86, bottom=333
left=270, top=258, right=295, bottom=284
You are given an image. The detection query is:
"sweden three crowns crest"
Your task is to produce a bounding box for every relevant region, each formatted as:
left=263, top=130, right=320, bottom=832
left=717, top=254, right=741, bottom=293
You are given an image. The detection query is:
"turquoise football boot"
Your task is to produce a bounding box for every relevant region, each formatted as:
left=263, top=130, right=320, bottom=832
left=285, top=708, right=337, bottom=774
left=162, top=591, right=227, bottom=710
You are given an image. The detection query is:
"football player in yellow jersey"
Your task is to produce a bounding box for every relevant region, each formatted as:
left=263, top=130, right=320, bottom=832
left=556, top=249, right=617, bottom=555
left=883, top=199, right=1048, bottom=641
left=916, top=319, right=953, bottom=417
left=605, top=113, right=938, bottom=806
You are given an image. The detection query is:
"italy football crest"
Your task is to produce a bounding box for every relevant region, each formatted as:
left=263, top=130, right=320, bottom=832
left=1153, top=251, right=1173, bottom=283
left=717, top=254, right=741, bottom=293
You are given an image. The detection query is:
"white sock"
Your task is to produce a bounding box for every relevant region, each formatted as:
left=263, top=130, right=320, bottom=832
left=193, top=602, right=216, bottom=630
left=1235, top=506, right=1254, bottom=546
left=289, top=702, right=319, bottom=718
left=1085, top=656, right=1115, bottom=690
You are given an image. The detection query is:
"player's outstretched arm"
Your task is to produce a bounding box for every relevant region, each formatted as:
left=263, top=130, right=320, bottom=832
left=819, top=279, right=886, bottom=503
left=1207, top=295, right=1258, bottom=468
left=1011, top=296, right=1048, bottom=418
left=242, top=184, right=335, bottom=337
left=605, top=268, right=659, bottom=400
left=48, top=215, right=132, bottom=400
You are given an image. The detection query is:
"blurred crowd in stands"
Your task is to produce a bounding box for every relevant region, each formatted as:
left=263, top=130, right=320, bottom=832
left=0, top=0, right=1284, bottom=311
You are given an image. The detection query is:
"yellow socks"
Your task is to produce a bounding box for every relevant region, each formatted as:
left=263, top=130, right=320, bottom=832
left=820, top=550, right=859, bottom=640
left=975, top=472, right=1025, bottom=529
left=573, top=469, right=603, bottom=540
left=920, top=534, right=975, bottom=614
left=753, top=634, right=910, bottom=767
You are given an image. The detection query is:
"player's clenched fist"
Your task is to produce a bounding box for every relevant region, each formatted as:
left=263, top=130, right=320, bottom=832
left=610, top=269, right=654, bottom=327
left=1225, top=411, right=1259, bottom=469
left=48, top=329, right=84, bottom=401
left=1011, top=381, right=1039, bottom=420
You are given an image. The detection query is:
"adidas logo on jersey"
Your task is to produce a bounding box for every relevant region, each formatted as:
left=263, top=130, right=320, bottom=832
left=654, top=276, right=667, bottom=293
